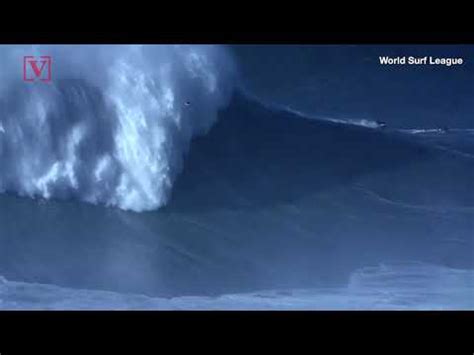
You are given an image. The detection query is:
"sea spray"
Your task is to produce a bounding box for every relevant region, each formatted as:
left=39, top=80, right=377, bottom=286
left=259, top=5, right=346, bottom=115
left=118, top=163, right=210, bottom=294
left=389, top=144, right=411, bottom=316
left=0, top=45, right=235, bottom=212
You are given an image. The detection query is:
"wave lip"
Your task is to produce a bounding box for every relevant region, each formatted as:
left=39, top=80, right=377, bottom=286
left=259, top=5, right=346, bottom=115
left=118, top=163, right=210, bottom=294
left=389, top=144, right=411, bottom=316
left=0, top=45, right=235, bottom=212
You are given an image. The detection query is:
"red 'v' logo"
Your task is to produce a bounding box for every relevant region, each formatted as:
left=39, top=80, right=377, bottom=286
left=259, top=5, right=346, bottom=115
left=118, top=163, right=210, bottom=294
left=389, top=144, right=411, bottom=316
left=23, top=56, right=52, bottom=82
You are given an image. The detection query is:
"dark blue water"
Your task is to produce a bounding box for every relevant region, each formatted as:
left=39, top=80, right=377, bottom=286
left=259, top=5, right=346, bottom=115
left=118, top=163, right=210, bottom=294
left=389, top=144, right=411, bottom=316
left=230, top=45, right=474, bottom=128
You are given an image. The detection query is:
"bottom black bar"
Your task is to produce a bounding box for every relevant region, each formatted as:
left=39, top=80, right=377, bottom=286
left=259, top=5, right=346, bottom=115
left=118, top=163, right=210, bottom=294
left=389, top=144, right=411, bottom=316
left=0, top=311, right=471, bottom=353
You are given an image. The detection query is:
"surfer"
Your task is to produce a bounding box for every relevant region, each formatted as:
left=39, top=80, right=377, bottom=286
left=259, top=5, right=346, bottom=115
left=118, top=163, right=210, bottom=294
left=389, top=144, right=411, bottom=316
left=376, top=121, right=387, bottom=129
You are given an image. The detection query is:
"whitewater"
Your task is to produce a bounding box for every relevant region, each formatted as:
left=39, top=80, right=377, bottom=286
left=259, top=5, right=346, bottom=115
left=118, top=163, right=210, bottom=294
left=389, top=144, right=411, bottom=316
left=0, top=45, right=235, bottom=211
left=1, top=262, right=472, bottom=309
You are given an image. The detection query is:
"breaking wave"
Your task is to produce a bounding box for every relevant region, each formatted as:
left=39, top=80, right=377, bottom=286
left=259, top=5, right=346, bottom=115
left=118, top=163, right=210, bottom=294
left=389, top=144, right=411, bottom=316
left=0, top=45, right=235, bottom=211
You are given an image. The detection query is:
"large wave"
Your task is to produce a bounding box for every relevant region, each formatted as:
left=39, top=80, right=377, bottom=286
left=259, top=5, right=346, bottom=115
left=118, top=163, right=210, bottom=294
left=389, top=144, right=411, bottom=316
left=0, top=89, right=473, bottom=298
left=0, top=45, right=235, bottom=212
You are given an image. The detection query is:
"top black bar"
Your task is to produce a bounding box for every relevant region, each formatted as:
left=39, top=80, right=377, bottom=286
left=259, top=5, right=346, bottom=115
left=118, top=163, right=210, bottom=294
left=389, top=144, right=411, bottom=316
left=1, top=31, right=474, bottom=44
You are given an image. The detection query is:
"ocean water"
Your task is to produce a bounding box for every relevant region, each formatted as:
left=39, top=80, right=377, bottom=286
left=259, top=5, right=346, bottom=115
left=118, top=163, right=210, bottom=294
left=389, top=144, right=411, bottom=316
left=0, top=45, right=472, bottom=309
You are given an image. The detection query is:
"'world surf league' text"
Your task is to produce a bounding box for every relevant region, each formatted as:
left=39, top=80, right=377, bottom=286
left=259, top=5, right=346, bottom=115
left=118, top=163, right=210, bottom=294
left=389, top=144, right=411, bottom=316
left=379, top=56, right=464, bottom=66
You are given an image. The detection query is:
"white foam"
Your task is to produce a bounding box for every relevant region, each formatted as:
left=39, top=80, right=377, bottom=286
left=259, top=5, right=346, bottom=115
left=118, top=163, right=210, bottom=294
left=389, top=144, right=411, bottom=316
left=0, top=45, right=235, bottom=211
left=328, top=117, right=384, bottom=128
left=1, top=263, right=472, bottom=309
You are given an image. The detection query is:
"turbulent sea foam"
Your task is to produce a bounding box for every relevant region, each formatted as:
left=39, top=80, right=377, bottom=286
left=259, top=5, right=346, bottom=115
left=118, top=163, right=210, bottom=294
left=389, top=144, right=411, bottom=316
left=0, top=45, right=235, bottom=211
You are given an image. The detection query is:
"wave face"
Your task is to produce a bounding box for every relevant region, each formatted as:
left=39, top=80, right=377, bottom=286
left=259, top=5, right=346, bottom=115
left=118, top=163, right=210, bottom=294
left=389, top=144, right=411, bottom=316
left=0, top=45, right=235, bottom=211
